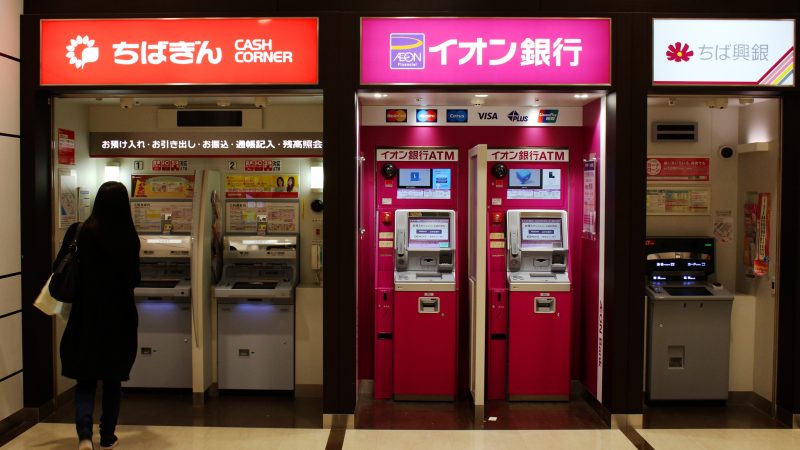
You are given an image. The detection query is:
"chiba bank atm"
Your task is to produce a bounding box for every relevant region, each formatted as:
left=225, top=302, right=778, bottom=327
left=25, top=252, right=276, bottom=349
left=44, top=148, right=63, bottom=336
left=374, top=148, right=459, bottom=400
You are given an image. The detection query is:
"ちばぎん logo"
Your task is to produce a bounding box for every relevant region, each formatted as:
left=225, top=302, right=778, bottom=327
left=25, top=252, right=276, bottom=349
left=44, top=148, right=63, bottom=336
left=65, top=35, right=99, bottom=69
left=666, top=42, right=693, bottom=62
left=390, top=33, right=425, bottom=69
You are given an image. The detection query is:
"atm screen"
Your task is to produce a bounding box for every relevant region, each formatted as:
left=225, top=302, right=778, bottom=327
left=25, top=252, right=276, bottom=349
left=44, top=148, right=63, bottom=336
left=431, top=168, right=452, bottom=190
left=520, top=218, right=562, bottom=248
left=508, top=169, right=542, bottom=189
left=408, top=217, right=450, bottom=249
left=398, top=168, right=432, bottom=188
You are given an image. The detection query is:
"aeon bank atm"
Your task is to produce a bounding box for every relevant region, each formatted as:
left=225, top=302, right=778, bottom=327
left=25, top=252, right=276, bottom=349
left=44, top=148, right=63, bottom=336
left=374, top=148, right=459, bottom=400
left=483, top=148, right=572, bottom=401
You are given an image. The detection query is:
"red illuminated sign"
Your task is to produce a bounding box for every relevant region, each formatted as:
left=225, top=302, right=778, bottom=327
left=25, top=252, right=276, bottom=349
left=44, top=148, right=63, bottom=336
left=40, top=18, right=318, bottom=85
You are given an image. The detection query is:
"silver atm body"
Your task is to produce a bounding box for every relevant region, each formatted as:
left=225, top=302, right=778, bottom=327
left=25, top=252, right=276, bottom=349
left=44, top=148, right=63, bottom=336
left=393, top=209, right=457, bottom=292
left=645, top=236, right=734, bottom=401
left=126, top=235, right=193, bottom=388
left=214, top=236, right=298, bottom=391
left=506, top=210, right=570, bottom=292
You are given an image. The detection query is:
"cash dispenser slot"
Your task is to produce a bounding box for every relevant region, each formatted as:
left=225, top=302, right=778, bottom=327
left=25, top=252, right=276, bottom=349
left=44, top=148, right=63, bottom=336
left=233, top=281, right=278, bottom=290
left=418, top=297, right=440, bottom=313
left=534, top=297, right=556, bottom=313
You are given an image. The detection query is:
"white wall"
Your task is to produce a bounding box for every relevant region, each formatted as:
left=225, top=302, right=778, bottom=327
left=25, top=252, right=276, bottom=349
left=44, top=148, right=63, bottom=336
left=737, top=99, right=780, bottom=401
left=647, top=102, right=780, bottom=398
left=0, top=0, right=23, bottom=424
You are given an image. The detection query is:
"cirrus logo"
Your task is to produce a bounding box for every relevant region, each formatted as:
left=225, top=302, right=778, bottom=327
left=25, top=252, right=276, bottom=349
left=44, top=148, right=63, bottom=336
left=65, top=35, right=99, bottom=69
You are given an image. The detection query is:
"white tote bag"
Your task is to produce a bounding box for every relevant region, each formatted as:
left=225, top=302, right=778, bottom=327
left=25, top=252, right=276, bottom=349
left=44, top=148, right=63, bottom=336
left=33, top=275, right=71, bottom=321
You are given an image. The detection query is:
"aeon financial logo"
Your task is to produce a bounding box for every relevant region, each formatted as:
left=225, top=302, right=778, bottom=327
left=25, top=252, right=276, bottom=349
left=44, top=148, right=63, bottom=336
left=65, top=35, right=99, bottom=69
left=390, top=33, right=425, bottom=69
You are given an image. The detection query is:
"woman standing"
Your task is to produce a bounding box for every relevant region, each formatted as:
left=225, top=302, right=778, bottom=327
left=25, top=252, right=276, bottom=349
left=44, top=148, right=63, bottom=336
left=56, top=181, right=141, bottom=450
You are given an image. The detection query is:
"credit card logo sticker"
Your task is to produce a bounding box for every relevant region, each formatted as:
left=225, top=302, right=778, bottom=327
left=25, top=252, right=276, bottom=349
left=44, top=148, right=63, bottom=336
left=446, top=109, right=468, bottom=123
left=477, top=112, right=498, bottom=120
left=416, top=109, right=438, bottom=123
left=507, top=110, right=529, bottom=123
left=390, top=33, right=425, bottom=69
left=386, top=109, right=408, bottom=122
left=538, top=109, right=559, bottom=123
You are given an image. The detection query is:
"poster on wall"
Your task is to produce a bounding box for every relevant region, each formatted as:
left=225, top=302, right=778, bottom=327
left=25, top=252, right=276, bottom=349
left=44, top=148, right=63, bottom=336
left=131, top=201, right=193, bottom=234
left=646, top=186, right=711, bottom=215
left=131, top=175, right=195, bottom=199
left=646, top=156, right=710, bottom=182
left=226, top=201, right=299, bottom=234
left=58, top=169, right=78, bottom=228
left=714, top=210, right=734, bottom=244
left=743, top=192, right=771, bottom=277
left=583, top=158, right=597, bottom=239
left=225, top=174, right=299, bottom=199
left=57, top=128, right=75, bottom=165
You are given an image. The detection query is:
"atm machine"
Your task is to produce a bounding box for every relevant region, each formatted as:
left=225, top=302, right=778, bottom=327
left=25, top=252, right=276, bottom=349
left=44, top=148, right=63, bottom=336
left=505, top=210, right=571, bottom=400
left=126, top=234, right=193, bottom=388
left=645, top=236, right=734, bottom=401
left=214, top=234, right=298, bottom=390
left=392, top=209, right=457, bottom=400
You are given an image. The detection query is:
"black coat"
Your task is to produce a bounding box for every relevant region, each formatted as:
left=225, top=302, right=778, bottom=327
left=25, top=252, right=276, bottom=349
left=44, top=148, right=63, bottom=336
left=56, top=221, right=141, bottom=381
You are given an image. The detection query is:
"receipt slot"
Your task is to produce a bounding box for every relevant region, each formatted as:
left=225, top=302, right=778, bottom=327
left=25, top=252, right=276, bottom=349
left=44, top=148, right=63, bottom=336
left=506, top=210, right=571, bottom=400
left=393, top=209, right=457, bottom=400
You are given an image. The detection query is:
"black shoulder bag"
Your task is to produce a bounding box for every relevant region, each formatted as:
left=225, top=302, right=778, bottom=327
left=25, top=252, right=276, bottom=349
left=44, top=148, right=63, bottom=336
left=50, top=222, right=83, bottom=303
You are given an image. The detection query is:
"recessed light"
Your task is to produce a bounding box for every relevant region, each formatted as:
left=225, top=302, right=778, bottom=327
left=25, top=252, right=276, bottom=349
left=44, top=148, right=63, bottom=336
left=382, top=94, right=388, bottom=98
left=573, top=94, right=589, bottom=99
left=373, top=93, right=383, bottom=98
left=474, top=94, right=489, bottom=98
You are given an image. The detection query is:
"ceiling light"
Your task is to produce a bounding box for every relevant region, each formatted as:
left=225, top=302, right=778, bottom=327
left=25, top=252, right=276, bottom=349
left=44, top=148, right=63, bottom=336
left=739, top=97, right=754, bottom=105
left=173, top=97, right=188, bottom=108
left=373, top=93, right=383, bottom=98
left=474, top=94, right=489, bottom=98
left=573, top=94, right=589, bottom=99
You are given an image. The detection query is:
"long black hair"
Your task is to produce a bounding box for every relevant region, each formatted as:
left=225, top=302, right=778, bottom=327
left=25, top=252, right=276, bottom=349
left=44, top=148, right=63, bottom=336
left=84, top=181, right=140, bottom=257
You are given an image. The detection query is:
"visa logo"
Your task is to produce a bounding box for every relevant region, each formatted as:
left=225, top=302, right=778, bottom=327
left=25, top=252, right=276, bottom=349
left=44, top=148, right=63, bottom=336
left=478, top=112, right=498, bottom=120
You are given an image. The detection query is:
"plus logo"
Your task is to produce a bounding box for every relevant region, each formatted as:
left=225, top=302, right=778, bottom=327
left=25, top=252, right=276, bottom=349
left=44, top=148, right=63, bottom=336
left=65, top=35, right=99, bottom=69
left=507, top=110, right=529, bottom=123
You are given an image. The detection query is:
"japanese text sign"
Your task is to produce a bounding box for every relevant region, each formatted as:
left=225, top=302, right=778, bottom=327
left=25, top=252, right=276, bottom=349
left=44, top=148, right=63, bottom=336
left=653, top=19, right=795, bottom=86
left=487, top=148, right=569, bottom=162
left=88, top=132, right=322, bottom=157
left=646, top=157, right=709, bottom=181
left=361, top=18, right=611, bottom=85
left=377, top=148, right=458, bottom=162
left=41, top=18, right=318, bottom=85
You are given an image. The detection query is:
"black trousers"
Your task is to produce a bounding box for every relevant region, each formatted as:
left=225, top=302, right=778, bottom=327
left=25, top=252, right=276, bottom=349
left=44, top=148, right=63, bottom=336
left=74, top=379, right=121, bottom=443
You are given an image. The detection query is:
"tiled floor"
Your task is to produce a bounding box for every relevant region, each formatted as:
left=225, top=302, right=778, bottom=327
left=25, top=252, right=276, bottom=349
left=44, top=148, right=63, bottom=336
left=636, top=428, right=800, bottom=450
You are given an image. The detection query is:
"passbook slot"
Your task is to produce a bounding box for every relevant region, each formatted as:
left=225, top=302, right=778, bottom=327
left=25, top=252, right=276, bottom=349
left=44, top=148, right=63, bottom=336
left=418, top=297, right=440, bottom=313
left=534, top=297, right=555, bottom=313
left=416, top=272, right=443, bottom=278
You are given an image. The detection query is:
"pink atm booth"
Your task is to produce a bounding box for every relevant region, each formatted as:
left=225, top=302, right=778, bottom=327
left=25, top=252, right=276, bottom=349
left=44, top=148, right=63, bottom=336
left=484, top=149, right=572, bottom=401
left=374, top=149, right=459, bottom=400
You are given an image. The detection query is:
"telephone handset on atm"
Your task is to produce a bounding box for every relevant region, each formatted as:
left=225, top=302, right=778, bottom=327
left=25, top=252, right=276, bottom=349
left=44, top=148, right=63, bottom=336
left=395, top=231, right=408, bottom=269
left=509, top=231, right=521, bottom=270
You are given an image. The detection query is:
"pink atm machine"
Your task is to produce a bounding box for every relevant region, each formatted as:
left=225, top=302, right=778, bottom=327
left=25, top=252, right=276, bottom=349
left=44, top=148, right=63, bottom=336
left=485, top=151, right=572, bottom=401
left=374, top=149, right=459, bottom=401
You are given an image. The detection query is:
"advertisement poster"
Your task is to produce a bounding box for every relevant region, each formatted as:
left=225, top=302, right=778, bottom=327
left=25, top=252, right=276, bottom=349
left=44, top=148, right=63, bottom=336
left=57, top=128, right=76, bottom=165
left=714, top=210, right=734, bottom=244
left=226, top=201, right=299, bottom=233
left=646, top=186, right=711, bottom=215
left=58, top=169, right=77, bottom=228
left=583, top=158, right=597, bottom=239
left=131, top=175, right=194, bottom=199
left=225, top=174, right=300, bottom=199
left=210, top=191, right=223, bottom=283
left=646, top=156, right=710, bottom=182
left=131, top=201, right=193, bottom=233
left=743, top=192, right=771, bottom=277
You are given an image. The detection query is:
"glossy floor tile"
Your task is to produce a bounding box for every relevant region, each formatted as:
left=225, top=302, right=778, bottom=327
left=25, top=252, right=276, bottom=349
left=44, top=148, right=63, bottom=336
left=1, top=423, right=331, bottom=450
left=342, top=429, right=637, bottom=450
left=636, top=428, right=800, bottom=450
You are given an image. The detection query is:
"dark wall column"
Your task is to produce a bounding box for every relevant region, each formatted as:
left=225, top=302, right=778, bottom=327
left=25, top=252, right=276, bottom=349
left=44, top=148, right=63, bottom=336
left=776, top=92, right=800, bottom=424
left=320, top=12, right=359, bottom=416
left=600, top=13, right=648, bottom=417
left=20, top=14, right=56, bottom=409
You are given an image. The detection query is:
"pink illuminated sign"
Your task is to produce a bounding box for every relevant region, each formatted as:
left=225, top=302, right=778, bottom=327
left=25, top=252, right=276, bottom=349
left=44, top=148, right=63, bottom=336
left=361, top=18, right=611, bottom=85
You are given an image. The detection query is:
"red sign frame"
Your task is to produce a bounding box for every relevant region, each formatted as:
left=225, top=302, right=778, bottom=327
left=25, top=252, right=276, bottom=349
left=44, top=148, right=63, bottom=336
left=40, top=18, right=318, bottom=85
left=646, top=157, right=710, bottom=182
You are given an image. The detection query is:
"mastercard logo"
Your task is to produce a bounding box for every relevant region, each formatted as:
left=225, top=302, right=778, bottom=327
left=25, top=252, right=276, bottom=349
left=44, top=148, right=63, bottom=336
left=386, top=109, right=408, bottom=123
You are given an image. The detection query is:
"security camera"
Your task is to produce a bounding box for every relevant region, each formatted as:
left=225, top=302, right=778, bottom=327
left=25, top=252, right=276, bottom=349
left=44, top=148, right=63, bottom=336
left=667, top=97, right=677, bottom=106
left=254, top=96, right=268, bottom=108
left=473, top=98, right=485, bottom=107
left=119, top=97, right=135, bottom=109
left=707, top=98, right=728, bottom=109
left=719, top=145, right=735, bottom=159
left=173, top=98, right=188, bottom=109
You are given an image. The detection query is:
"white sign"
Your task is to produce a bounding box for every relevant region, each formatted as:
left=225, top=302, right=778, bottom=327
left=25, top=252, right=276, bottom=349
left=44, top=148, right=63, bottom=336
left=653, top=19, right=795, bottom=86
left=377, top=148, right=458, bottom=162
left=362, top=106, right=583, bottom=127
left=487, top=148, right=569, bottom=162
